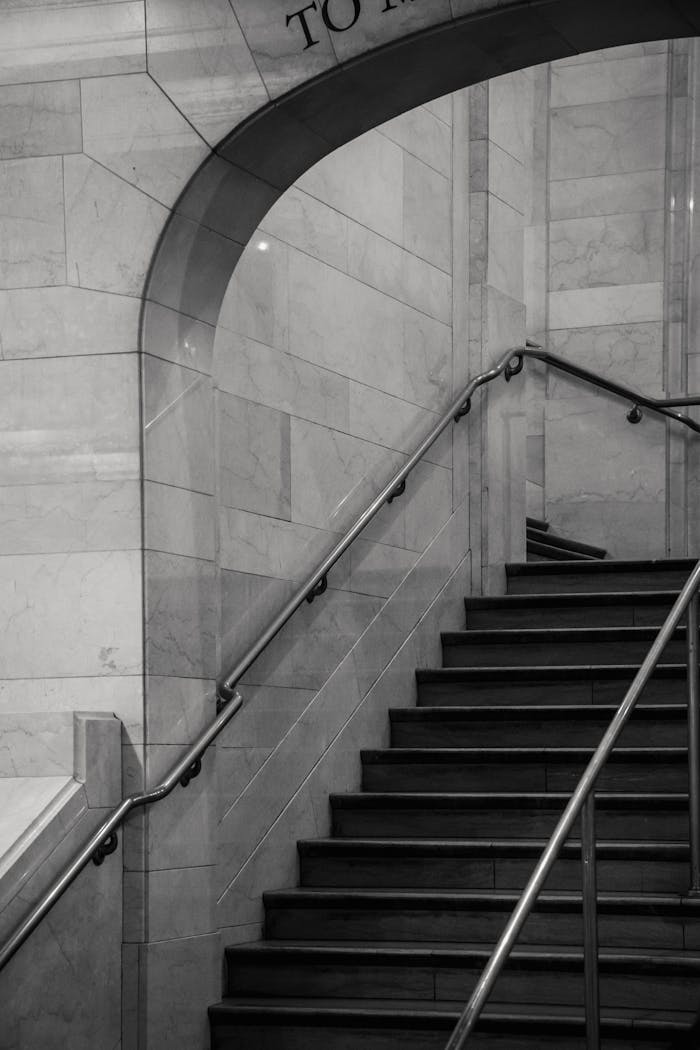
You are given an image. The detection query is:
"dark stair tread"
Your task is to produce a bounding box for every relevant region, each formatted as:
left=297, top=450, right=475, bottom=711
left=526, top=517, right=550, bottom=533
left=441, top=625, right=690, bottom=644
left=210, top=995, right=694, bottom=1031
left=392, top=702, right=688, bottom=719
left=298, top=838, right=690, bottom=860
left=527, top=539, right=596, bottom=561
left=507, top=558, right=696, bottom=578
left=527, top=527, right=607, bottom=560
left=361, top=747, right=688, bottom=763
left=416, top=664, right=689, bottom=683
left=465, top=591, right=680, bottom=610
left=226, top=939, right=700, bottom=972
left=330, top=791, right=689, bottom=810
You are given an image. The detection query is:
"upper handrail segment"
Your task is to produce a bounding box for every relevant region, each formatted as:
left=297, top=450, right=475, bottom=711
left=445, top=559, right=700, bottom=1050
left=2, top=338, right=699, bottom=978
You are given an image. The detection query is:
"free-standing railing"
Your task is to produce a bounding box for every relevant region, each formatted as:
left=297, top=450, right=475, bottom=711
left=2, top=341, right=700, bottom=987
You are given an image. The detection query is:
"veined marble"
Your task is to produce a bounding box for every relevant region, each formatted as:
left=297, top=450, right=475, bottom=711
left=549, top=211, right=665, bottom=291
left=403, top=152, right=452, bottom=272
left=551, top=53, right=667, bottom=107
left=550, top=96, right=667, bottom=180
left=261, top=186, right=349, bottom=273
left=550, top=170, right=666, bottom=221
left=547, top=323, right=664, bottom=399
left=145, top=482, right=215, bottom=562
left=380, top=105, right=452, bottom=179
left=144, top=355, right=214, bottom=495
left=146, top=0, right=270, bottom=146
left=0, top=81, right=81, bottom=159
left=0, top=156, right=65, bottom=289
left=81, top=74, right=208, bottom=208
left=549, top=283, right=664, bottom=330
left=145, top=551, right=216, bottom=679
left=218, top=393, right=291, bottom=519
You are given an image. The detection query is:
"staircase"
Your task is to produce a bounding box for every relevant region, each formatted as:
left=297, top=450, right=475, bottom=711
left=526, top=517, right=608, bottom=562
left=210, top=553, right=700, bottom=1049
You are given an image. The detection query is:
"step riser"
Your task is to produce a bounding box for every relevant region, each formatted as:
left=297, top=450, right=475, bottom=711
left=265, top=905, right=697, bottom=950
left=417, top=679, right=686, bottom=707
left=466, top=604, right=674, bottom=630
left=211, top=1021, right=674, bottom=1050
left=299, top=857, right=689, bottom=894
left=391, top=720, right=687, bottom=749
left=362, top=762, right=688, bottom=794
left=228, top=960, right=699, bottom=1013
left=507, top=570, right=690, bottom=594
left=331, top=808, right=687, bottom=842
left=442, top=638, right=688, bottom=668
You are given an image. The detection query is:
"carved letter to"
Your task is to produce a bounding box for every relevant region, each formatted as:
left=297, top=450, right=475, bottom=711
left=321, top=0, right=361, bottom=32
left=287, top=1, right=321, bottom=48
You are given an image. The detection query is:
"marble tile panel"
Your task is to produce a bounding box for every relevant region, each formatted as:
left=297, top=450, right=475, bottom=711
left=379, top=105, right=452, bottom=178
left=0, top=353, right=139, bottom=486
left=145, top=551, right=216, bottom=679
left=402, top=461, right=455, bottom=553
left=347, top=383, right=451, bottom=468
left=547, top=323, right=664, bottom=399
left=488, top=142, right=526, bottom=214
left=547, top=500, right=667, bottom=560
left=403, top=153, right=452, bottom=272
left=544, top=397, right=666, bottom=504
left=488, top=195, right=524, bottom=302
left=175, top=154, right=280, bottom=245
left=342, top=539, right=420, bottom=599
left=220, top=570, right=294, bottom=677
left=217, top=745, right=273, bottom=816
left=0, top=549, right=142, bottom=679
left=144, top=355, right=215, bottom=494
left=0, top=714, right=74, bottom=777
left=524, top=223, right=547, bottom=335
left=288, top=249, right=404, bottom=397
left=0, top=480, right=140, bottom=556
left=261, top=185, right=348, bottom=271
left=217, top=232, right=289, bottom=351
left=219, top=505, right=328, bottom=580
left=218, top=392, right=291, bottom=518
left=424, top=94, right=453, bottom=125
left=550, top=97, right=667, bottom=180
left=214, top=330, right=350, bottom=432
left=229, top=0, right=337, bottom=99
left=146, top=0, right=270, bottom=146
left=145, top=865, right=215, bottom=941
left=347, top=221, right=452, bottom=324
left=0, top=2, right=146, bottom=85
left=0, top=677, right=142, bottom=744
left=526, top=479, right=545, bottom=521
left=550, top=170, right=666, bottom=221
left=73, top=712, right=122, bottom=807
left=402, top=308, right=453, bottom=410
left=81, top=74, right=208, bottom=209
left=551, top=53, right=667, bottom=107
left=219, top=685, right=315, bottom=749
left=145, top=676, right=214, bottom=747
left=489, top=70, right=531, bottom=164
left=297, top=131, right=404, bottom=244
left=142, top=302, right=214, bottom=375
left=0, top=287, right=140, bottom=361
left=138, top=933, right=220, bottom=1050
left=549, top=283, right=664, bottom=329
left=553, top=43, right=668, bottom=67
left=326, top=0, right=452, bottom=62
left=145, top=482, right=215, bottom=561
left=0, top=82, right=81, bottom=159
left=0, top=156, right=65, bottom=289
left=290, top=417, right=401, bottom=532
left=549, top=211, right=665, bottom=292
left=483, top=286, right=526, bottom=359
left=64, top=155, right=168, bottom=297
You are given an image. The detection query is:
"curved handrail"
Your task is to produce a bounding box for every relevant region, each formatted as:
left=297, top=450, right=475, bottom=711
left=445, top=559, right=700, bottom=1049
left=0, top=344, right=524, bottom=975
left=3, top=338, right=700, bottom=978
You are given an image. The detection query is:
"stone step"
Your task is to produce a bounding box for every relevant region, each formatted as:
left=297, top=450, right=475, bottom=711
left=263, top=887, right=700, bottom=950
left=297, top=839, right=690, bottom=894
left=210, top=998, right=691, bottom=1050
left=416, top=665, right=688, bottom=707
left=330, top=792, right=689, bottom=842
left=391, top=704, right=688, bottom=748
left=526, top=527, right=607, bottom=561
left=225, top=940, right=700, bottom=1013
left=527, top=539, right=596, bottom=562
left=464, top=592, right=678, bottom=630
left=360, top=748, right=689, bottom=793
left=441, top=627, right=692, bottom=667
left=506, top=559, right=696, bottom=595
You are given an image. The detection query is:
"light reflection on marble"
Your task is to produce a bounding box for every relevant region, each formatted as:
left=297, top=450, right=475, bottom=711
left=0, top=354, right=139, bottom=486
left=0, top=156, right=65, bottom=288
left=0, top=549, right=142, bottom=679
left=218, top=232, right=289, bottom=351
left=0, top=779, right=73, bottom=859
left=64, top=155, right=168, bottom=296
left=0, top=286, right=140, bottom=360
left=146, top=0, right=270, bottom=146
left=81, top=74, right=208, bottom=208
left=0, top=81, right=81, bottom=159
left=142, top=301, right=214, bottom=375
left=0, top=1, right=146, bottom=85
left=549, top=211, right=664, bottom=291
left=262, top=185, right=348, bottom=271
left=145, top=481, right=215, bottom=561
left=144, top=355, right=214, bottom=494
left=550, top=96, right=667, bottom=180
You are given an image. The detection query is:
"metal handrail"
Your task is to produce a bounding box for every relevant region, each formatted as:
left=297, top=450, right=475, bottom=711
left=3, top=337, right=700, bottom=980
left=445, top=569, right=700, bottom=1049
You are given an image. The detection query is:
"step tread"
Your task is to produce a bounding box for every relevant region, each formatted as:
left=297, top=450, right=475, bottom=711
left=507, top=558, right=696, bottom=577
left=361, top=747, right=688, bottom=763
left=392, top=703, right=688, bottom=719
left=526, top=517, right=549, bottom=533
left=526, top=527, right=607, bottom=559
left=331, top=791, right=688, bottom=808
left=416, top=664, right=688, bottom=682
left=527, top=539, right=597, bottom=561
left=465, top=591, right=680, bottom=610
left=442, top=625, right=689, bottom=643
left=298, top=838, right=690, bottom=858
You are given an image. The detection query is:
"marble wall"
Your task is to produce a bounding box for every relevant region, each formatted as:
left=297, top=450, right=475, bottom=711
left=531, top=42, right=700, bottom=558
